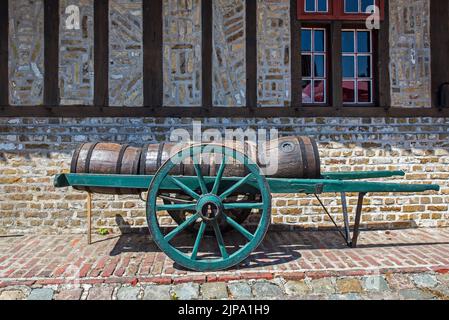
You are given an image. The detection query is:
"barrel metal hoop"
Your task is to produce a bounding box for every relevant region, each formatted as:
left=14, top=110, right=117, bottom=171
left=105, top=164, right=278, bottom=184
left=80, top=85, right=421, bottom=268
left=116, top=144, right=130, bottom=174
left=84, top=142, right=99, bottom=194
left=115, top=144, right=130, bottom=195
left=310, top=138, right=321, bottom=178
left=140, top=144, right=150, bottom=175
left=70, top=143, right=85, bottom=174
left=298, top=138, right=309, bottom=179
left=156, top=142, right=166, bottom=169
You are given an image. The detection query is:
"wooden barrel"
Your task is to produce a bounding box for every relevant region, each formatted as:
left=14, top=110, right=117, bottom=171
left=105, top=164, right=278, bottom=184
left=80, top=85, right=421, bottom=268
left=71, top=143, right=142, bottom=194
left=265, top=136, right=321, bottom=178
left=140, top=136, right=320, bottom=179
left=139, top=141, right=258, bottom=178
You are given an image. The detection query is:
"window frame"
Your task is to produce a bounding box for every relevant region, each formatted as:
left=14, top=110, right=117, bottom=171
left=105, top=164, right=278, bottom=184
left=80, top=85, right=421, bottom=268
left=300, top=25, right=331, bottom=106
left=298, top=0, right=385, bottom=21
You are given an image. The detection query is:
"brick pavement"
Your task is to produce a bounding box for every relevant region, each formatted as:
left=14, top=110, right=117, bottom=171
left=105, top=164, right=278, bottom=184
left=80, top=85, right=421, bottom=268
left=0, top=227, right=449, bottom=289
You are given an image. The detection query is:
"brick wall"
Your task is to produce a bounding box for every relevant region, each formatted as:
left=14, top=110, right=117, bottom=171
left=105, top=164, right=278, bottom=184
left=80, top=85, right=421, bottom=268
left=1, top=117, right=448, bottom=235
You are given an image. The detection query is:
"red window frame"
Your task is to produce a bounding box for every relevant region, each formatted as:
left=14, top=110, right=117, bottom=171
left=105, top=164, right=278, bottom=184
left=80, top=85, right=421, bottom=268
left=298, top=0, right=385, bottom=21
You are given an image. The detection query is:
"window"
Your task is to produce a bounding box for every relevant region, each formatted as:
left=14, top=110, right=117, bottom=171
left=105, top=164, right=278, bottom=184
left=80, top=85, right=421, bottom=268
left=342, top=29, right=373, bottom=104
left=298, top=0, right=384, bottom=20
left=301, top=28, right=327, bottom=104
left=304, top=0, right=328, bottom=13
left=297, top=0, right=383, bottom=106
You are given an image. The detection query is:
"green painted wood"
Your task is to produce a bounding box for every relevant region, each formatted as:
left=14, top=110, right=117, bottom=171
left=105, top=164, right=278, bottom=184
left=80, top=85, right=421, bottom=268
left=146, top=144, right=272, bottom=272
left=55, top=173, right=440, bottom=194
left=322, top=171, right=405, bottom=180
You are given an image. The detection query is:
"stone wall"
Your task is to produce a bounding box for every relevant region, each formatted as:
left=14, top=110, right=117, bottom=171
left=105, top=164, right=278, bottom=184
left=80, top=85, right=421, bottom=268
left=9, top=0, right=45, bottom=106
left=109, top=0, right=143, bottom=106
left=163, top=0, right=202, bottom=106
left=59, top=0, right=94, bottom=105
left=1, top=117, right=448, bottom=235
left=389, top=0, right=431, bottom=108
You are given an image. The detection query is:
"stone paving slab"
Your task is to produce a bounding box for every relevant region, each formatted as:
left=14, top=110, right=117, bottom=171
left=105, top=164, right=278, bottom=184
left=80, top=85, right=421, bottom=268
left=0, top=272, right=448, bottom=300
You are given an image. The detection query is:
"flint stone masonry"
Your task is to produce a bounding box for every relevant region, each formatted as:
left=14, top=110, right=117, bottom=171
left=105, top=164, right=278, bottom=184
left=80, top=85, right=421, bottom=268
left=163, top=0, right=202, bottom=106
left=109, top=0, right=143, bottom=107
left=59, top=0, right=94, bottom=105
left=389, top=0, right=431, bottom=108
left=1, top=117, right=449, bottom=235
left=8, top=0, right=44, bottom=106
left=213, top=0, right=246, bottom=106
left=257, top=0, right=291, bottom=107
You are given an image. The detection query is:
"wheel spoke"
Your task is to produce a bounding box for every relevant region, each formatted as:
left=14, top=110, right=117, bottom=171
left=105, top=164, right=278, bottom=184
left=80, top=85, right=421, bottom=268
left=164, top=213, right=200, bottom=242
left=193, top=156, right=209, bottom=195
left=157, top=203, right=197, bottom=211
left=212, top=221, right=229, bottom=259
left=223, top=202, right=264, bottom=210
left=191, top=222, right=206, bottom=260
left=219, top=173, right=254, bottom=200
left=166, top=176, right=200, bottom=200
left=211, top=156, right=227, bottom=195
left=223, top=214, right=255, bottom=241
left=159, top=195, right=193, bottom=204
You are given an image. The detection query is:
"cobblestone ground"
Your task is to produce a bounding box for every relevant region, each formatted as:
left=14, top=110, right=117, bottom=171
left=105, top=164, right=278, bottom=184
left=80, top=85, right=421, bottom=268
left=1, top=228, right=449, bottom=300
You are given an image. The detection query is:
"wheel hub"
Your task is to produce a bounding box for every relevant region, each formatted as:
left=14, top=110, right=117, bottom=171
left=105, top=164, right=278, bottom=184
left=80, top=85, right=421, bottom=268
left=197, top=195, right=224, bottom=222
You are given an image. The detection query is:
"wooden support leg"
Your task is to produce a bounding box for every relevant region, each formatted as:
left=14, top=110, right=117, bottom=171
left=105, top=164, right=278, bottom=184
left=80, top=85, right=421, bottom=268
left=351, top=192, right=366, bottom=248
left=87, top=192, right=92, bottom=245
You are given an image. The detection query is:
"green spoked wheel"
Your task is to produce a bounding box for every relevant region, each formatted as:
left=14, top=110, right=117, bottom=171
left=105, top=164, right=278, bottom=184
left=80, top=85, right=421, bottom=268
left=146, top=144, right=272, bottom=272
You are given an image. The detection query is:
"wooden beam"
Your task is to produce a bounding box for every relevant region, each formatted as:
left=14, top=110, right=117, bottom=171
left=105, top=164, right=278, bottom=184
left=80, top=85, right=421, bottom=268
left=44, top=0, right=60, bottom=105
left=202, top=0, right=213, bottom=107
left=143, top=0, right=163, bottom=107
left=377, top=0, right=390, bottom=108
left=290, top=0, right=302, bottom=107
left=94, top=0, right=109, bottom=107
left=430, top=0, right=449, bottom=108
left=3, top=105, right=449, bottom=118
left=0, top=0, right=8, bottom=106
left=246, top=0, right=257, bottom=109
left=331, top=21, right=343, bottom=108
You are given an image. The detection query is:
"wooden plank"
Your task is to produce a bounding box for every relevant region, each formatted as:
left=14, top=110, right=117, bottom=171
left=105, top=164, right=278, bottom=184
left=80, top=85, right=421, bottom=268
left=94, top=0, right=109, bottom=107
left=55, top=173, right=440, bottom=194
left=4, top=105, right=449, bottom=118
left=0, top=0, right=8, bottom=106
left=290, top=0, right=302, bottom=107
left=202, top=0, right=213, bottom=107
left=44, top=0, right=60, bottom=105
left=331, top=21, right=343, bottom=108
left=246, top=0, right=257, bottom=109
left=377, top=0, right=391, bottom=108
left=430, top=0, right=449, bottom=108
left=143, top=0, right=163, bottom=107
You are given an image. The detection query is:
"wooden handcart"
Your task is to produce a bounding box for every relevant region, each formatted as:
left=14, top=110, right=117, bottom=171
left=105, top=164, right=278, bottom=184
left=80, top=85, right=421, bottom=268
left=54, top=144, right=440, bottom=271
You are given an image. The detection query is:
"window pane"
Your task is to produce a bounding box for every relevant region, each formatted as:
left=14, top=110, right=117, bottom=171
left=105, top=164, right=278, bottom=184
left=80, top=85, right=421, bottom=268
left=357, top=56, right=371, bottom=78
left=357, top=31, right=371, bottom=53
left=314, top=30, right=325, bottom=52
left=314, top=80, right=325, bottom=102
left=302, top=55, right=312, bottom=77
left=342, top=31, right=355, bottom=53
left=314, top=55, right=325, bottom=77
left=302, top=80, right=312, bottom=103
left=343, top=81, right=356, bottom=103
left=305, top=0, right=315, bottom=12
left=342, top=56, right=355, bottom=78
left=317, top=0, right=327, bottom=12
left=301, top=29, right=312, bottom=52
left=345, top=0, right=359, bottom=13
left=361, top=0, right=375, bottom=13
left=358, top=81, right=372, bottom=103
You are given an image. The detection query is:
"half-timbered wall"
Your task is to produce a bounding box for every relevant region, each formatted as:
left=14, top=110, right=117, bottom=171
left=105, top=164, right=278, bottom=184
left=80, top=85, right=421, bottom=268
left=1, top=0, right=448, bottom=235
